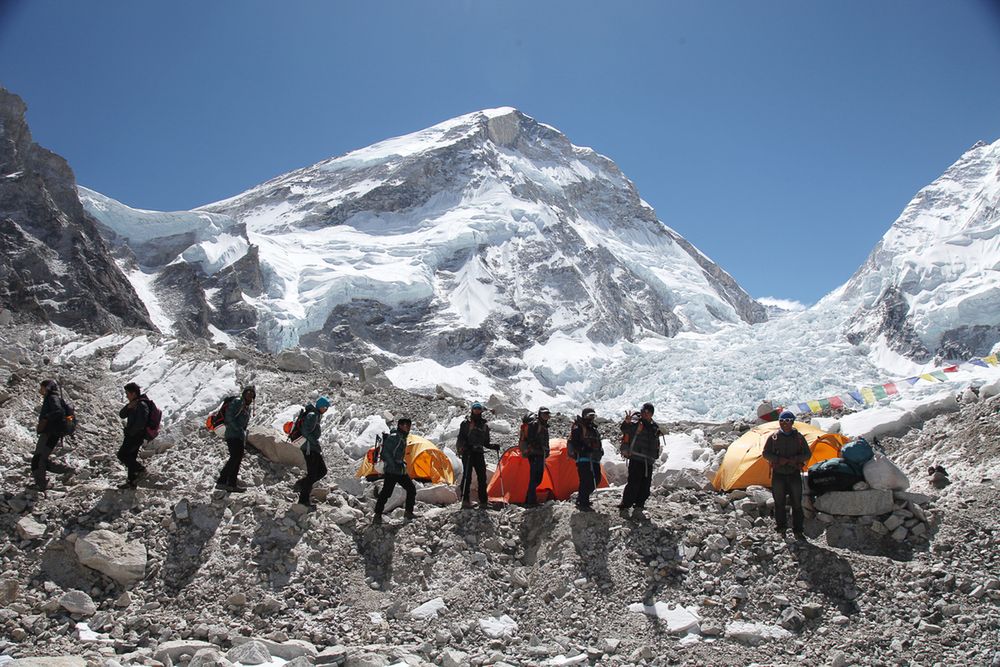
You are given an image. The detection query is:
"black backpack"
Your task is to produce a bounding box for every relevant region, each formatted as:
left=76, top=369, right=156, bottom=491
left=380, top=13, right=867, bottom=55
left=284, top=407, right=311, bottom=442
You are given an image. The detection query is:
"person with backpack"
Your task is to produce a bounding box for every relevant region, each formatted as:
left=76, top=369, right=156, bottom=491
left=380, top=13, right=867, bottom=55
left=31, top=379, right=70, bottom=490
left=373, top=417, right=418, bottom=524
left=618, top=402, right=661, bottom=518
left=520, top=407, right=550, bottom=507
left=762, top=411, right=811, bottom=539
left=569, top=407, right=603, bottom=512
left=456, top=401, right=495, bottom=510
left=216, top=385, right=256, bottom=493
left=294, top=396, right=331, bottom=508
left=117, top=383, right=150, bottom=489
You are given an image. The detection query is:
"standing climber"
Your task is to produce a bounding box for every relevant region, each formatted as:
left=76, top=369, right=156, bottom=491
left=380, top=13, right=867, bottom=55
left=569, top=407, right=604, bottom=512
left=294, top=396, right=331, bottom=508
left=216, top=385, right=255, bottom=493
left=373, top=417, right=418, bottom=524
left=762, top=411, right=811, bottom=539
left=456, top=401, right=495, bottom=509
left=521, top=407, right=551, bottom=506
left=118, top=382, right=150, bottom=489
left=31, top=379, right=70, bottom=490
left=619, top=402, right=661, bottom=518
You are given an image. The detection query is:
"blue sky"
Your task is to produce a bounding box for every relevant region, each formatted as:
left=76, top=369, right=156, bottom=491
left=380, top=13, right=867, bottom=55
left=2, top=1, right=999, bottom=304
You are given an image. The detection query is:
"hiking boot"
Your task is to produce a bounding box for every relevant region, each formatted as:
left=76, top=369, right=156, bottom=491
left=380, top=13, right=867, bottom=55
left=477, top=502, right=489, bottom=511
left=403, top=512, right=418, bottom=522
left=776, top=527, right=788, bottom=538
left=372, top=514, right=383, bottom=525
left=577, top=504, right=595, bottom=513
left=118, top=480, right=137, bottom=490
left=214, top=482, right=232, bottom=492
left=618, top=506, right=630, bottom=519
left=793, top=531, right=806, bottom=541
left=461, top=500, right=474, bottom=510
left=292, top=480, right=303, bottom=493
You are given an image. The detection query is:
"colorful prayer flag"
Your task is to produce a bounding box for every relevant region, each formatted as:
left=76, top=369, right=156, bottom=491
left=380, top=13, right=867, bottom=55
left=930, top=370, right=948, bottom=381
left=807, top=400, right=822, bottom=413
left=797, top=403, right=810, bottom=413
left=969, top=358, right=990, bottom=368
left=829, top=396, right=845, bottom=409
left=848, top=391, right=862, bottom=404
left=861, top=387, right=876, bottom=404
left=943, top=365, right=958, bottom=373
left=919, top=373, right=939, bottom=382
left=985, top=355, right=999, bottom=366
left=872, top=385, right=888, bottom=400
left=819, top=398, right=832, bottom=410
left=884, top=383, right=898, bottom=396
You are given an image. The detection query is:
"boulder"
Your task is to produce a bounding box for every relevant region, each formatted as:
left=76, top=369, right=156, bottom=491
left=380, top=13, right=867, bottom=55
left=15, top=516, right=46, bottom=540
left=336, top=476, right=367, bottom=498
left=416, top=484, right=458, bottom=505
left=226, top=640, right=272, bottom=665
left=812, top=489, right=894, bottom=516
left=725, top=621, right=792, bottom=645
left=0, top=308, right=12, bottom=325
left=154, top=640, right=219, bottom=664
left=277, top=350, right=312, bottom=372
left=247, top=427, right=305, bottom=469
left=74, top=530, right=147, bottom=587
left=441, top=649, right=468, bottom=667
left=863, top=454, right=909, bottom=491
left=1, top=577, right=18, bottom=604
left=410, top=597, right=447, bottom=620
left=314, top=646, right=348, bottom=665
left=189, top=649, right=235, bottom=667
left=229, top=638, right=317, bottom=661
left=360, top=359, right=393, bottom=389
left=58, top=590, right=97, bottom=616
left=10, top=659, right=86, bottom=667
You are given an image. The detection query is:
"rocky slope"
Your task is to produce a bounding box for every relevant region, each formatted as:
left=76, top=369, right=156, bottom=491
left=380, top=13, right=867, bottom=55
left=1, top=324, right=998, bottom=666
left=0, top=88, right=153, bottom=334
left=831, top=138, right=1000, bottom=363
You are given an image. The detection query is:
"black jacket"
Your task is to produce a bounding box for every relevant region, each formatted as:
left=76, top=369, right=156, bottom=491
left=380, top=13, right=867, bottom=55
left=37, top=390, right=65, bottom=435
left=521, top=420, right=550, bottom=458
left=120, top=399, right=150, bottom=440
left=569, top=419, right=603, bottom=462
left=621, top=416, right=661, bottom=462
left=762, top=428, right=810, bottom=475
left=457, top=417, right=492, bottom=456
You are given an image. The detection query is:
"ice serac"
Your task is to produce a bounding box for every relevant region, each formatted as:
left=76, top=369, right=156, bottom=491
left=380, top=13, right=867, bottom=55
left=830, top=139, right=1000, bottom=361
left=105, top=107, right=763, bottom=365
left=0, top=88, right=153, bottom=332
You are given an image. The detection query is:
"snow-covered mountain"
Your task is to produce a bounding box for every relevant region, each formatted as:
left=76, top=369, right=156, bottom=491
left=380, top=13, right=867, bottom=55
left=829, top=139, right=1000, bottom=362
left=81, top=107, right=766, bottom=380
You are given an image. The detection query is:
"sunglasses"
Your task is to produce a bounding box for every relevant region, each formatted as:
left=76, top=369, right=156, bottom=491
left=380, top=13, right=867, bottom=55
left=779, top=418, right=794, bottom=423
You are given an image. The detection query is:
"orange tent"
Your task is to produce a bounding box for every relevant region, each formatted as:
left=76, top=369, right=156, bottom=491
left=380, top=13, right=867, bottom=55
left=711, top=421, right=849, bottom=491
left=355, top=434, right=455, bottom=484
left=487, top=439, right=609, bottom=503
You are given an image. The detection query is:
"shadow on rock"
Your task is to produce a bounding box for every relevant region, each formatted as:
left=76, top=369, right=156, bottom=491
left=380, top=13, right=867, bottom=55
left=40, top=539, right=100, bottom=591
left=353, top=522, right=402, bottom=589
left=626, top=517, right=683, bottom=604
left=450, top=506, right=499, bottom=554
left=69, top=488, right=133, bottom=530
left=161, top=501, right=224, bottom=596
left=517, top=505, right=554, bottom=566
left=251, top=506, right=307, bottom=590
left=569, top=511, right=611, bottom=583
left=816, top=521, right=917, bottom=562
left=791, top=539, right=860, bottom=615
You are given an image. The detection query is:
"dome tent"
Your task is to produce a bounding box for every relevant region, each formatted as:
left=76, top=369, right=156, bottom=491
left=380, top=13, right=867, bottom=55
left=356, top=433, right=455, bottom=485
left=487, top=439, right=609, bottom=503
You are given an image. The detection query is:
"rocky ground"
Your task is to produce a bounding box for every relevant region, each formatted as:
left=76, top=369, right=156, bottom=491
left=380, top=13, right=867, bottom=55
left=1, top=325, right=999, bottom=667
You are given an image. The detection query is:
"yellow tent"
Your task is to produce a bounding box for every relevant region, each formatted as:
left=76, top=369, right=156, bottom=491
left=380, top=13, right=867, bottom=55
left=711, top=421, right=849, bottom=491
left=355, top=434, right=455, bottom=485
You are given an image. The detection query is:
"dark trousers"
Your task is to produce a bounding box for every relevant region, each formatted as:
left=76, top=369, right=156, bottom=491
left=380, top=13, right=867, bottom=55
left=374, top=473, right=416, bottom=515
left=460, top=451, right=488, bottom=505
left=31, top=433, right=62, bottom=487
left=117, top=433, right=146, bottom=482
left=218, top=437, right=245, bottom=486
left=525, top=455, right=545, bottom=505
left=577, top=460, right=601, bottom=508
left=297, top=450, right=328, bottom=504
left=621, top=458, right=653, bottom=509
left=772, top=472, right=804, bottom=533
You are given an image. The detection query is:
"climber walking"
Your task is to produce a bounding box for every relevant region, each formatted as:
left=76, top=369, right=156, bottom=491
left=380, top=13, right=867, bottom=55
left=294, top=396, right=331, bottom=508
left=373, top=417, right=418, bottom=524
left=216, top=385, right=255, bottom=493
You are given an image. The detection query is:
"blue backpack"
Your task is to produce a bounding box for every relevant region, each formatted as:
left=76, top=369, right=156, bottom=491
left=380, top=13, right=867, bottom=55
left=841, top=437, right=874, bottom=473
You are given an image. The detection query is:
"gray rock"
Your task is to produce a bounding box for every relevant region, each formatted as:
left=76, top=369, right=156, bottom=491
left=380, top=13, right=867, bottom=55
left=314, top=646, right=348, bottom=665
left=247, top=427, right=306, bottom=469
left=154, top=641, right=219, bottom=664
left=441, top=649, right=468, bottom=667
left=226, top=640, right=272, bottom=665
left=10, top=659, right=87, bottom=667
left=801, top=602, right=823, bottom=619
left=189, top=649, right=235, bottom=667
left=1, top=577, right=18, bottom=604
left=15, top=516, right=46, bottom=540
left=779, top=606, right=805, bottom=631
left=344, top=654, right=388, bottom=667
left=812, top=489, right=894, bottom=516
left=58, top=589, right=97, bottom=616
left=277, top=350, right=312, bottom=372
left=230, top=637, right=317, bottom=660
left=75, top=530, right=147, bottom=587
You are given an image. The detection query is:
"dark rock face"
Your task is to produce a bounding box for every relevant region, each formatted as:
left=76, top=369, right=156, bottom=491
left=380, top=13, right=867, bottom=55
left=208, top=244, right=263, bottom=337
left=153, top=263, right=211, bottom=340
left=0, top=88, right=153, bottom=333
